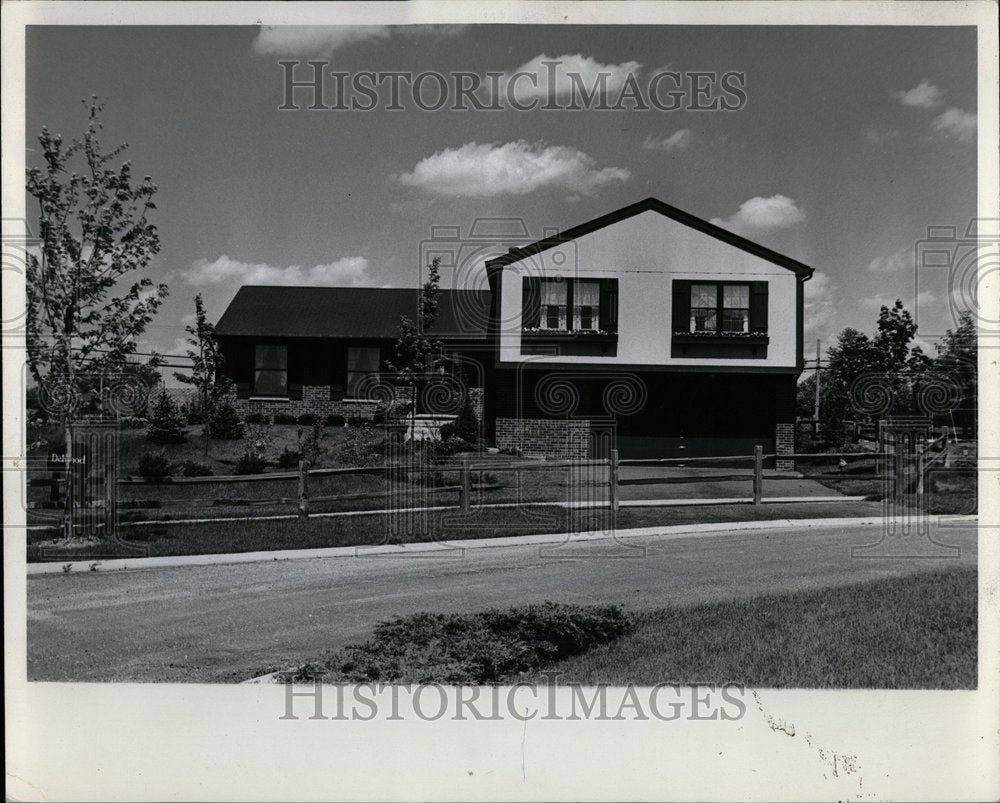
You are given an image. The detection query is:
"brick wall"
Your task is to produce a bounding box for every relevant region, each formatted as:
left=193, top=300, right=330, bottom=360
left=775, top=422, right=795, bottom=471
left=496, top=417, right=591, bottom=459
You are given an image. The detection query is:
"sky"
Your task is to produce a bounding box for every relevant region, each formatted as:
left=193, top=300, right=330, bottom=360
left=25, top=24, right=977, bottom=378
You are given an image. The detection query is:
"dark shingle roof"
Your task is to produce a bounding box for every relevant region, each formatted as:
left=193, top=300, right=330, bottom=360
left=215, top=286, right=490, bottom=340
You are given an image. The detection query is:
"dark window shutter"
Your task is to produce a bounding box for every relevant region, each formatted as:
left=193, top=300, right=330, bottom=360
left=749, top=282, right=769, bottom=333
left=522, top=276, right=540, bottom=328
left=672, top=280, right=691, bottom=333
left=598, top=279, right=619, bottom=332
left=236, top=382, right=250, bottom=399
left=289, top=383, right=303, bottom=400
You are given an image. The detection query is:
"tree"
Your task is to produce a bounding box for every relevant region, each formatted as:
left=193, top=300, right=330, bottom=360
left=146, top=391, right=187, bottom=444
left=934, top=310, right=977, bottom=432
left=26, top=98, right=167, bottom=538
left=388, top=257, right=449, bottom=440
left=174, top=294, right=223, bottom=419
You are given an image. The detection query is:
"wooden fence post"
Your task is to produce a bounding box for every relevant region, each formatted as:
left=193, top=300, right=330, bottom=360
left=610, top=449, right=619, bottom=514
left=460, top=454, right=471, bottom=513
left=298, top=461, right=309, bottom=519
left=753, top=445, right=763, bottom=506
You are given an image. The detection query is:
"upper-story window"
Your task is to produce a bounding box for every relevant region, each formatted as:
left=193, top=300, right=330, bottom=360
left=254, top=345, right=288, bottom=396
left=686, top=282, right=753, bottom=334
left=522, top=276, right=618, bottom=334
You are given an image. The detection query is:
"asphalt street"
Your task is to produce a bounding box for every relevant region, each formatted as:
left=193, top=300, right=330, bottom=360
left=27, top=520, right=977, bottom=682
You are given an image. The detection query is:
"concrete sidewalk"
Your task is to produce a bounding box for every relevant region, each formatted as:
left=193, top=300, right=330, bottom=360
left=26, top=514, right=976, bottom=575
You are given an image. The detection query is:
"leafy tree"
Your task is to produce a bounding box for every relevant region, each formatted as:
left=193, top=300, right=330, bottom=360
left=146, top=391, right=187, bottom=444
left=174, top=294, right=223, bottom=419
left=934, top=310, right=977, bottom=432
left=26, top=98, right=167, bottom=408
left=388, top=257, right=449, bottom=439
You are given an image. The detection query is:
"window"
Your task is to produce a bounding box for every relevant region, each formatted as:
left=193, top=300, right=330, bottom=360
left=346, top=347, right=380, bottom=398
left=722, top=285, right=750, bottom=333
left=574, top=280, right=600, bottom=331
left=254, top=345, right=288, bottom=396
left=688, top=283, right=751, bottom=333
left=690, top=284, right=718, bottom=332
left=541, top=279, right=568, bottom=330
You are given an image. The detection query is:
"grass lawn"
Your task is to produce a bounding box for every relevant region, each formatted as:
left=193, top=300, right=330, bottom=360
left=26, top=499, right=887, bottom=561
left=544, top=567, right=977, bottom=689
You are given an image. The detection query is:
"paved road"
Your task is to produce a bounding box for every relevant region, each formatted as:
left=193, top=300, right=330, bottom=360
left=27, top=521, right=976, bottom=682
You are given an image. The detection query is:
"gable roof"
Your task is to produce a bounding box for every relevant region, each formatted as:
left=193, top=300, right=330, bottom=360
left=215, top=286, right=490, bottom=340
left=485, top=197, right=814, bottom=279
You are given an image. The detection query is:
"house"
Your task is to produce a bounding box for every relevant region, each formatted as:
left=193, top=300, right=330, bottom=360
left=216, top=198, right=812, bottom=464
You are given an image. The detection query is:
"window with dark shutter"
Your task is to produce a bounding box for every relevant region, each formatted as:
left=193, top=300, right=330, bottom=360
left=672, top=280, right=692, bottom=333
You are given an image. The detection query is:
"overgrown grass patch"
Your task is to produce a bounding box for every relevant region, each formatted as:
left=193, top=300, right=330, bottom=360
left=277, top=602, right=633, bottom=684
left=546, top=568, right=977, bottom=689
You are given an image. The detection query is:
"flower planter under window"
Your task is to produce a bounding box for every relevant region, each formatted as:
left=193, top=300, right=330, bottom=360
left=670, top=332, right=770, bottom=358
left=520, top=329, right=619, bottom=357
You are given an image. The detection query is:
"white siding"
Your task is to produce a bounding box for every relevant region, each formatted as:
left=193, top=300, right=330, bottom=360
left=497, top=209, right=800, bottom=368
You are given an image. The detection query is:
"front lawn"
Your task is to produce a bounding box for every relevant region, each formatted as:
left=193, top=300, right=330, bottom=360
left=545, top=567, right=977, bottom=689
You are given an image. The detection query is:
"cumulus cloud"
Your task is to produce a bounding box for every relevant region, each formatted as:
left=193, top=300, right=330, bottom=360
left=804, top=270, right=836, bottom=337
left=642, top=129, right=692, bottom=152
left=253, top=25, right=465, bottom=57
left=893, top=80, right=944, bottom=108
left=495, top=53, right=642, bottom=106
left=866, top=249, right=912, bottom=274
left=395, top=141, right=629, bottom=198
left=931, top=107, right=977, bottom=142
left=183, top=255, right=373, bottom=287
left=710, top=195, right=806, bottom=234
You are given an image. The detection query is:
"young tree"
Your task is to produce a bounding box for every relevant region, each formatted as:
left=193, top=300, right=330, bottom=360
left=26, top=98, right=167, bottom=537
left=388, top=258, right=449, bottom=440
left=146, top=391, right=187, bottom=444
left=174, top=294, right=223, bottom=419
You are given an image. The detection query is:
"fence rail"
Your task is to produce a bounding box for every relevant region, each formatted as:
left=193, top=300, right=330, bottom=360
left=31, top=433, right=957, bottom=530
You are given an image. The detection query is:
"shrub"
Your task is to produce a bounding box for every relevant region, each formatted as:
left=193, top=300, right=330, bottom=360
left=146, top=392, right=187, bottom=444
left=137, top=450, right=173, bottom=482
left=325, top=414, right=346, bottom=427
left=245, top=413, right=267, bottom=424
left=118, top=415, right=148, bottom=430
left=279, top=602, right=634, bottom=684
left=273, top=413, right=297, bottom=425
left=180, top=460, right=213, bottom=477
left=297, top=413, right=317, bottom=425
left=206, top=398, right=244, bottom=440
left=276, top=447, right=301, bottom=470
left=235, top=450, right=267, bottom=475
left=347, top=416, right=368, bottom=428
left=337, top=426, right=383, bottom=467
left=444, top=396, right=480, bottom=444
left=296, top=424, right=326, bottom=467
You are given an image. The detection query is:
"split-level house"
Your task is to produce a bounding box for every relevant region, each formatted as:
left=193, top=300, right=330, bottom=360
left=216, top=198, right=813, bottom=464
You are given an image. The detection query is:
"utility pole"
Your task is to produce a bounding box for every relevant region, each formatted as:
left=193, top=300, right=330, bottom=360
left=813, top=339, right=821, bottom=433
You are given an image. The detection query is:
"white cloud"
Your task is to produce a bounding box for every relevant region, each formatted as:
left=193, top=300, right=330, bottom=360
left=710, top=195, right=806, bottom=233
left=860, top=291, right=936, bottom=311
left=395, top=141, right=629, bottom=198
left=643, top=129, right=692, bottom=152
left=182, top=255, right=373, bottom=287
left=931, top=107, right=977, bottom=142
left=496, top=53, right=642, bottom=106
left=893, top=80, right=944, bottom=108
left=803, top=270, right=836, bottom=338
left=252, top=25, right=465, bottom=57
left=866, top=249, right=912, bottom=274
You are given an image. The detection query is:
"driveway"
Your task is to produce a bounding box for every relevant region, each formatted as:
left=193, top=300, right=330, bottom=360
left=27, top=520, right=976, bottom=682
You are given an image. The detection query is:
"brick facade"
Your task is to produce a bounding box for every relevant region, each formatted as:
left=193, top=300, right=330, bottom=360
left=496, top=417, right=591, bottom=459
left=775, top=422, right=795, bottom=470
left=232, top=385, right=484, bottom=424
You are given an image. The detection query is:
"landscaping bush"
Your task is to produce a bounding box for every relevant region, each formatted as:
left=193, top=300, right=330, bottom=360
left=137, top=450, right=173, bottom=482
left=440, top=396, right=479, bottom=444
left=346, top=416, right=368, bottom=428
left=279, top=602, right=634, bottom=684
left=273, top=413, right=297, bottom=425
left=245, top=413, right=267, bottom=425
left=297, top=413, right=317, bottom=425
left=118, top=415, right=148, bottom=430
left=146, top=392, right=187, bottom=444
left=180, top=460, right=213, bottom=477
left=337, top=426, right=383, bottom=467
left=276, top=447, right=301, bottom=470
left=325, top=414, right=346, bottom=427
left=235, top=450, right=267, bottom=475
left=296, top=424, right=326, bottom=467
left=206, top=398, right=244, bottom=440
